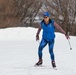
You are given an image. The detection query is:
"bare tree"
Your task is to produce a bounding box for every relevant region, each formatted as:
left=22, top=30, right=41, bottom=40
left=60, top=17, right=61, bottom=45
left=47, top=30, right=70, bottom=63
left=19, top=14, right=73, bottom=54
left=0, top=0, right=43, bottom=28
left=0, top=0, right=75, bottom=35
left=44, top=0, right=76, bottom=35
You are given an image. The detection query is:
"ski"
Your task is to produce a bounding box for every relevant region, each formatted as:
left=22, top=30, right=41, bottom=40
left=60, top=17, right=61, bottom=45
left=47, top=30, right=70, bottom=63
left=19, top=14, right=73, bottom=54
left=34, top=65, right=57, bottom=70
left=53, top=67, right=57, bottom=70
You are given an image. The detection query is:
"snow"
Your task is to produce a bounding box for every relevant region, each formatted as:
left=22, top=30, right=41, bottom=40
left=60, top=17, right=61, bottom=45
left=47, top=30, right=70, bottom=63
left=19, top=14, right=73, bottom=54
left=0, top=27, right=76, bottom=75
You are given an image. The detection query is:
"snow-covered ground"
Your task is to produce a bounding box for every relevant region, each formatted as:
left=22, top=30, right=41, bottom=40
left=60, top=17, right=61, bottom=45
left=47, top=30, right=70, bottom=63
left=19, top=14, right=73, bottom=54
left=0, top=27, right=76, bottom=75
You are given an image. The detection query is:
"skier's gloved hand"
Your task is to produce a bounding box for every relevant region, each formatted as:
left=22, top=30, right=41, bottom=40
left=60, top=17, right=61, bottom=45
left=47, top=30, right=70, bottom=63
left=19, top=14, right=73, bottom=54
left=65, top=34, right=70, bottom=39
left=36, top=34, right=39, bottom=41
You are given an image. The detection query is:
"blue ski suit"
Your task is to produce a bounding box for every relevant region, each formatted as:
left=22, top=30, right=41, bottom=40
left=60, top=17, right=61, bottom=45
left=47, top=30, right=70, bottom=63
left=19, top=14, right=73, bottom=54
left=38, top=19, right=55, bottom=61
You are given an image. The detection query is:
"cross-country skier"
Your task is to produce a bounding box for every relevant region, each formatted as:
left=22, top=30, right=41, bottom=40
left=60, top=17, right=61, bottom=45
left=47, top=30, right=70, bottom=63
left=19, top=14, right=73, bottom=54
left=35, top=12, right=69, bottom=68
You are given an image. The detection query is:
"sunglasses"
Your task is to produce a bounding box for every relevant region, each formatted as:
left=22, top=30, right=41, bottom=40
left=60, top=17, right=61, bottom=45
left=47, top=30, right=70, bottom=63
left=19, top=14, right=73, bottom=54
left=44, top=16, right=48, bottom=19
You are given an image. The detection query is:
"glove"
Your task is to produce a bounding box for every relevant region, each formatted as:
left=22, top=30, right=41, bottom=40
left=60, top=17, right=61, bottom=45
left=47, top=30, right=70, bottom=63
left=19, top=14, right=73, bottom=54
left=36, top=34, right=39, bottom=41
left=65, top=33, right=70, bottom=39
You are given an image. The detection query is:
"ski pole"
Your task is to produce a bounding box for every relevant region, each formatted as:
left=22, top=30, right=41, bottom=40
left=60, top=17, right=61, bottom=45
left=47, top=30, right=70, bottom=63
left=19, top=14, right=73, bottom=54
left=67, top=32, right=72, bottom=50
left=68, top=39, right=72, bottom=50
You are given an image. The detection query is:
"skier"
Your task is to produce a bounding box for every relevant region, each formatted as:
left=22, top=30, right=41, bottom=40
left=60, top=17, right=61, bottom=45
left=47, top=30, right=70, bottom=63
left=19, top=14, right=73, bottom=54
left=35, top=12, right=69, bottom=68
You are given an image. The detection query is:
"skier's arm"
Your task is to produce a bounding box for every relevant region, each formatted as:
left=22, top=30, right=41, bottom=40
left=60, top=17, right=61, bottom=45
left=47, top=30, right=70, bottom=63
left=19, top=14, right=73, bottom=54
left=54, top=22, right=66, bottom=34
left=36, top=26, right=41, bottom=36
left=54, top=22, right=69, bottom=39
left=36, top=26, right=41, bottom=41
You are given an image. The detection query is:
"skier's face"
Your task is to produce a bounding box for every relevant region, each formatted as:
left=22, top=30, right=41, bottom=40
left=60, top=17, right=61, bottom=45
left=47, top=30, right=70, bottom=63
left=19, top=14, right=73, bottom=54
left=44, top=16, right=50, bottom=23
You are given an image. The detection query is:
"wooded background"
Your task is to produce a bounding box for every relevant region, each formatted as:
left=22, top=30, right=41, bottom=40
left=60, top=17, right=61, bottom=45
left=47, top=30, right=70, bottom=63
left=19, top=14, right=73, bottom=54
left=0, top=0, right=76, bottom=35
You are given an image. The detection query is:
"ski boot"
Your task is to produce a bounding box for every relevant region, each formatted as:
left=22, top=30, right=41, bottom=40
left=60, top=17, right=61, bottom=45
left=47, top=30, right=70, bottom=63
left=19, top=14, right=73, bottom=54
left=35, top=59, right=43, bottom=66
left=52, top=61, right=56, bottom=69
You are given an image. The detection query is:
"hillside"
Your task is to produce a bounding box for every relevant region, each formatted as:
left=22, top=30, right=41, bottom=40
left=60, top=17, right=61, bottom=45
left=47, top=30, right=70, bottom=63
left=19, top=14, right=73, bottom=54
left=0, top=27, right=76, bottom=75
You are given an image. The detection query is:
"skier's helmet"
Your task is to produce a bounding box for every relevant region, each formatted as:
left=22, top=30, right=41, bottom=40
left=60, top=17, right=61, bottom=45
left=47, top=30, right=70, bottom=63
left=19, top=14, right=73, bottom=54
left=43, top=12, right=50, bottom=17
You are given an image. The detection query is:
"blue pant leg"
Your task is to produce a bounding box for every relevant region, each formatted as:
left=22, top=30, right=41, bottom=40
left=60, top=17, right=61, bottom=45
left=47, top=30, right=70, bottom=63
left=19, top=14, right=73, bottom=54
left=38, top=39, right=47, bottom=59
left=48, top=39, right=55, bottom=61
